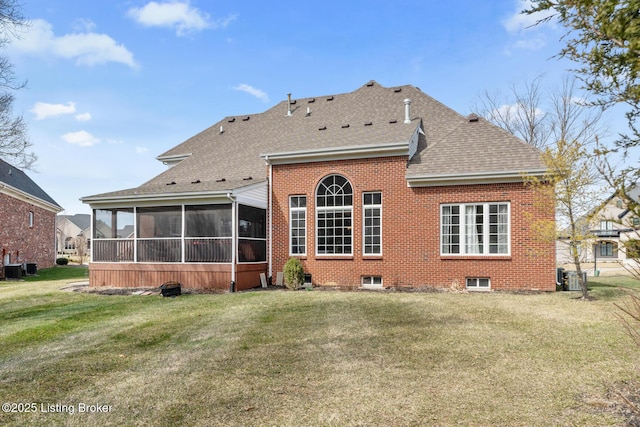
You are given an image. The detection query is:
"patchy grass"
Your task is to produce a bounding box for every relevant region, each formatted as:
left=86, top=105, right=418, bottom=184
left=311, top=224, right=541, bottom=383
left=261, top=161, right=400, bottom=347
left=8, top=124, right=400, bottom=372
left=0, top=278, right=639, bottom=426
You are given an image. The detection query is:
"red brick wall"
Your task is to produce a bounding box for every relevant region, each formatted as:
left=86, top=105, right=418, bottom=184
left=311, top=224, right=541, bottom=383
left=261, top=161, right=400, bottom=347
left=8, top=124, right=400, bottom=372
left=271, top=156, right=556, bottom=291
left=0, top=192, right=58, bottom=272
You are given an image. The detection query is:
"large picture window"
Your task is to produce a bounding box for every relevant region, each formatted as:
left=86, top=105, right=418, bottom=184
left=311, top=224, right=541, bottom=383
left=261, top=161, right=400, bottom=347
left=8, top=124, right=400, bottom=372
left=289, top=196, right=307, bottom=255
left=316, top=175, right=353, bottom=255
left=441, top=202, right=510, bottom=255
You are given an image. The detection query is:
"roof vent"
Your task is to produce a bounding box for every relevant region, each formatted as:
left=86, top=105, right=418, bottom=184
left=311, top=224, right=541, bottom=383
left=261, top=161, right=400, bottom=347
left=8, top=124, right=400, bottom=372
left=227, top=117, right=236, bottom=123
left=341, top=124, right=350, bottom=128
left=219, top=125, right=224, bottom=134
left=243, top=176, right=253, bottom=181
left=404, top=99, right=412, bottom=124
left=216, top=178, right=226, bottom=182
left=468, top=113, right=480, bottom=122
left=326, top=96, right=334, bottom=101
left=242, top=116, right=250, bottom=121
left=287, top=93, right=292, bottom=116
left=191, top=180, right=201, bottom=184
left=166, top=181, right=176, bottom=186
left=389, top=119, right=398, bottom=124
left=319, top=126, right=327, bottom=131
left=364, top=122, right=373, bottom=126
left=308, top=98, right=315, bottom=103
left=394, top=87, right=402, bottom=93
left=366, top=81, right=375, bottom=87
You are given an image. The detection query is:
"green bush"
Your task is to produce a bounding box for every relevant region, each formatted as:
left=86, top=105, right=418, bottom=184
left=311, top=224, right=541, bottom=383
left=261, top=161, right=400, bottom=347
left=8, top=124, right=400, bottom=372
left=56, top=257, right=69, bottom=266
left=283, top=258, right=304, bottom=290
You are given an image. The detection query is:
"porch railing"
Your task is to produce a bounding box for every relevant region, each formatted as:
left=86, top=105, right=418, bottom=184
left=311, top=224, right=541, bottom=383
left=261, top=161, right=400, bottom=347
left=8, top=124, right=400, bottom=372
left=92, top=238, right=232, bottom=263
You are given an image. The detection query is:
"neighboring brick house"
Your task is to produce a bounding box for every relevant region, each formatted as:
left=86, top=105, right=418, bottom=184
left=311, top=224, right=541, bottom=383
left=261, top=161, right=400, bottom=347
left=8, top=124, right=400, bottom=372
left=82, top=81, right=555, bottom=292
left=0, top=158, right=63, bottom=277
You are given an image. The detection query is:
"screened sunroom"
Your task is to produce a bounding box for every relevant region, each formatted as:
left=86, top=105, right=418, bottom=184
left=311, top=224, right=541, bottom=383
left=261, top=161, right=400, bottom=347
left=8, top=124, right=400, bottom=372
left=83, top=182, right=268, bottom=291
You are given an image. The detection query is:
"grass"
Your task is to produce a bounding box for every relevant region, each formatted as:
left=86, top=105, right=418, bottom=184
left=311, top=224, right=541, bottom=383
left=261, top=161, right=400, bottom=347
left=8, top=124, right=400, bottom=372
left=0, top=268, right=639, bottom=426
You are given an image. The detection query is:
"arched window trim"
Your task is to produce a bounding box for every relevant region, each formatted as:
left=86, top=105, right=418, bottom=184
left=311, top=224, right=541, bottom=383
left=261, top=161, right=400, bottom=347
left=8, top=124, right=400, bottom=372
left=315, top=174, right=353, bottom=256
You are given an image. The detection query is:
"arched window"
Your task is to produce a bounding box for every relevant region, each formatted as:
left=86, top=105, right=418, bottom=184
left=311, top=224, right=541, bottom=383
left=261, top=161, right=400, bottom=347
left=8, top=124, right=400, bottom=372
left=316, top=175, right=353, bottom=255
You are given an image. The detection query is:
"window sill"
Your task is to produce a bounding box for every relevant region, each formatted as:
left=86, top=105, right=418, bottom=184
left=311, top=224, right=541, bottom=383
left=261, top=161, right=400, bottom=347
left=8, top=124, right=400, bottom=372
left=315, top=255, right=354, bottom=261
left=440, top=255, right=512, bottom=261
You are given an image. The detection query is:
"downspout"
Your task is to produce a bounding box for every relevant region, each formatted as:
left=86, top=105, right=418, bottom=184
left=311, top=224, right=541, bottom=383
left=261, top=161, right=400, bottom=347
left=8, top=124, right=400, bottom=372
left=268, top=157, right=273, bottom=279
left=227, top=192, right=237, bottom=288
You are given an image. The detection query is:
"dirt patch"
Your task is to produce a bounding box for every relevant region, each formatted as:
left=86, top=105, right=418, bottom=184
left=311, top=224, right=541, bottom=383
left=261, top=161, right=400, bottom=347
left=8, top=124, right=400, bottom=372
left=60, top=282, right=162, bottom=296
left=583, top=380, right=640, bottom=426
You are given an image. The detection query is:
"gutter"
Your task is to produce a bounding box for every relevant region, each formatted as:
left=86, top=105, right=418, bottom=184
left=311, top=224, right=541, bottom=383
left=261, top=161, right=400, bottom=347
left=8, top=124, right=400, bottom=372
left=260, top=141, right=411, bottom=165
left=406, top=169, right=548, bottom=187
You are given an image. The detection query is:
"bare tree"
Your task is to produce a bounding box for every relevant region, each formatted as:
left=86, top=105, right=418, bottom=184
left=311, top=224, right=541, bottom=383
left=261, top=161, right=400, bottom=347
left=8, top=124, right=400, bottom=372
left=0, top=0, right=35, bottom=170
left=474, top=75, right=604, bottom=149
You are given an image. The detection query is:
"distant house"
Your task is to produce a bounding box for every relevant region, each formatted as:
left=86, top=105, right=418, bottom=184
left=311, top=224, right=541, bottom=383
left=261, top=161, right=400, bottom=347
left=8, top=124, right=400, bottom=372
left=82, top=81, right=556, bottom=292
left=0, top=158, right=63, bottom=276
left=557, top=185, right=640, bottom=266
left=57, top=214, right=91, bottom=256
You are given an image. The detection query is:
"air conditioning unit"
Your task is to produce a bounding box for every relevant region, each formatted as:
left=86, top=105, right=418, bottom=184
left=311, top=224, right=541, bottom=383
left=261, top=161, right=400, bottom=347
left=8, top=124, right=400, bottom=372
left=566, top=271, right=587, bottom=291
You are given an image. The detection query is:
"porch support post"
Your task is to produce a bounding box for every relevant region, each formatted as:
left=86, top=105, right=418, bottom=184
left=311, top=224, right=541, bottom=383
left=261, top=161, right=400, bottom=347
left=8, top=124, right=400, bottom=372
left=228, top=193, right=237, bottom=285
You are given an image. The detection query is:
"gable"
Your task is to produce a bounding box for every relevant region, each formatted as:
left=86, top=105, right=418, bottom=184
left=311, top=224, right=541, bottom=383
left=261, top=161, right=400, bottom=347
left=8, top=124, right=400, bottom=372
left=0, top=158, right=62, bottom=212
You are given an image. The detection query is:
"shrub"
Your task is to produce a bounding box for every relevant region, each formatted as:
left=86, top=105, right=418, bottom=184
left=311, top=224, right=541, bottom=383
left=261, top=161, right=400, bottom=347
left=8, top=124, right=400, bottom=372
left=283, top=258, right=304, bottom=290
left=56, top=257, right=69, bottom=266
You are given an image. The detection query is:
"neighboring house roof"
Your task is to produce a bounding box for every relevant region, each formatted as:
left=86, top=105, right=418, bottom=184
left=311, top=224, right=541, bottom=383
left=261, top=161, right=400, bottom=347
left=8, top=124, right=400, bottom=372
left=0, top=158, right=62, bottom=212
left=59, top=214, right=91, bottom=231
left=82, top=81, right=546, bottom=203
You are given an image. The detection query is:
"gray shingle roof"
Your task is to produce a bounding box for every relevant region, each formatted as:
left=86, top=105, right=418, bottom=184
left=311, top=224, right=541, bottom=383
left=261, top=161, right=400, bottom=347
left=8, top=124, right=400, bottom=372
left=83, top=81, right=545, bottom=201
left=0, top=158, right=62, bottom=209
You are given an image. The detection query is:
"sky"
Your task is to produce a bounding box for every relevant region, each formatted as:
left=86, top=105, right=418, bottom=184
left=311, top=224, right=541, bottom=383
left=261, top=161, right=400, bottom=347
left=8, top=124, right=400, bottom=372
left=3, top=0, right=631, bottom=216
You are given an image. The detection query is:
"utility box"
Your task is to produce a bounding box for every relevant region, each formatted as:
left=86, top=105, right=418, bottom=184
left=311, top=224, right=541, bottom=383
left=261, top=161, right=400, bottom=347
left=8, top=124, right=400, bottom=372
left=566, top=271, right=587, bottom=291
left=4, top=264, right=22, bottom=279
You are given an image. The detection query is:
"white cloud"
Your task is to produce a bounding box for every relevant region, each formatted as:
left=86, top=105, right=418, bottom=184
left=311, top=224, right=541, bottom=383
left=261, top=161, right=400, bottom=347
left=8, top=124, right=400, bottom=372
left=135, top=146, right=150, bottom=154
left=233, top=84, right=269, bottom=103
left=10, top=19, right=137, bottom=68
left=127, top=1, right=236, bottom=36
left=30, top=101, right=76, bottom=120
left=502, top=0, right=556, bottom=33
left=75, top=112, right=92, bottom=122
left=61, top=130, right=100, bottom=147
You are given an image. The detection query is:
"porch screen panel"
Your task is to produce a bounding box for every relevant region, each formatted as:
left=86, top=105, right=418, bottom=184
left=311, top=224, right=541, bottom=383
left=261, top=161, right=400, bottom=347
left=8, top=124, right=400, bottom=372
left=137, top=206, right=181, bottom=262
left=185, top=204, right=232, bottom=263
left=238, top=205, right=267, bottom=263
left=92, top=208, right=134, bottom=262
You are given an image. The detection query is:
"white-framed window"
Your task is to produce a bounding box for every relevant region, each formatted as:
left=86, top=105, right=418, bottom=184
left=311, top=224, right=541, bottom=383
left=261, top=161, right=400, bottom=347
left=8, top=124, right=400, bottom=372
left=363, top=192, right=382, bottom=255
left=316, top=175, right=353, bottom=255
left=289, top=195, right=307, bottom=255
left=362, top=276, right=383, bottom=287
left=600, top=220, right=614, bottom=230
left=599, top=241, right=616, bottom=257
left=441, top=202, right=510, bottom=255
left=466, top=277, right=490, bottom=290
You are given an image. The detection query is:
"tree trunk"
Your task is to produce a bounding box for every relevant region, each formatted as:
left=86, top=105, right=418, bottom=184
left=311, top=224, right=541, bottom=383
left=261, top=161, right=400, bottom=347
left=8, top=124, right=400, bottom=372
left=571, top=243, right=589, bottom=299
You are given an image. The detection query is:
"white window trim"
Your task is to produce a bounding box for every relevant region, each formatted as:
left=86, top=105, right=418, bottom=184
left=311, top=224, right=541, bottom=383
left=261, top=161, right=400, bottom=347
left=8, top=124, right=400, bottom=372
left=315, top=175, right=354, bottom=257
left=440, top=202, right=511, bottom=256
left=362, top=275, right=383, bottom=288
left=363, top=192, right=382, bottom=256
left=289, top=195, right=307, bottom=256
left=466, top=277, right=491, bottom=291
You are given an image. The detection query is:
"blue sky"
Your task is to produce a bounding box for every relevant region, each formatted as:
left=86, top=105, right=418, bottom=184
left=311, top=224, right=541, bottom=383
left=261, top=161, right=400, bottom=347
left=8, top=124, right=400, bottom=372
left=4, top=0, right=625, bottom=215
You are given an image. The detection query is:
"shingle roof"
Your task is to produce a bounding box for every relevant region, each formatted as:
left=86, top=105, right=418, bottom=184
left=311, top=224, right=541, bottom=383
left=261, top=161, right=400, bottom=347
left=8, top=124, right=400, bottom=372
left=0, top=158, right=62, bottom=209
left=83, top=81, right=545, bottom=201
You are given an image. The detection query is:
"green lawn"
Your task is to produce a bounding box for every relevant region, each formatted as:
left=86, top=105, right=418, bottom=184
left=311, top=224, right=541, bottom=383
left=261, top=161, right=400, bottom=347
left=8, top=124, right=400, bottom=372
left=1, top=267, right=639, bottom=426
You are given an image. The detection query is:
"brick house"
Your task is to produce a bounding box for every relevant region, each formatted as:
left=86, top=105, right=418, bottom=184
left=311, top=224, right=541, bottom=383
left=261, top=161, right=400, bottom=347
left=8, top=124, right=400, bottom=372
left=81, top=81, right=555, bottom=292
left=0, top=158, right=63, bottom=277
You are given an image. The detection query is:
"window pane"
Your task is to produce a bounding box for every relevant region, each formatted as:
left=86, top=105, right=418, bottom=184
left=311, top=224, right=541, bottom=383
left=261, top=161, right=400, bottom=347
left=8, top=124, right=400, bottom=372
left=185, top=204, right=232, bottom=237
left=316, top=175, right=353, bottom=255
left=238, top=205, right=266, bottom=238
left=137, top=206, right=181, bottom=238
